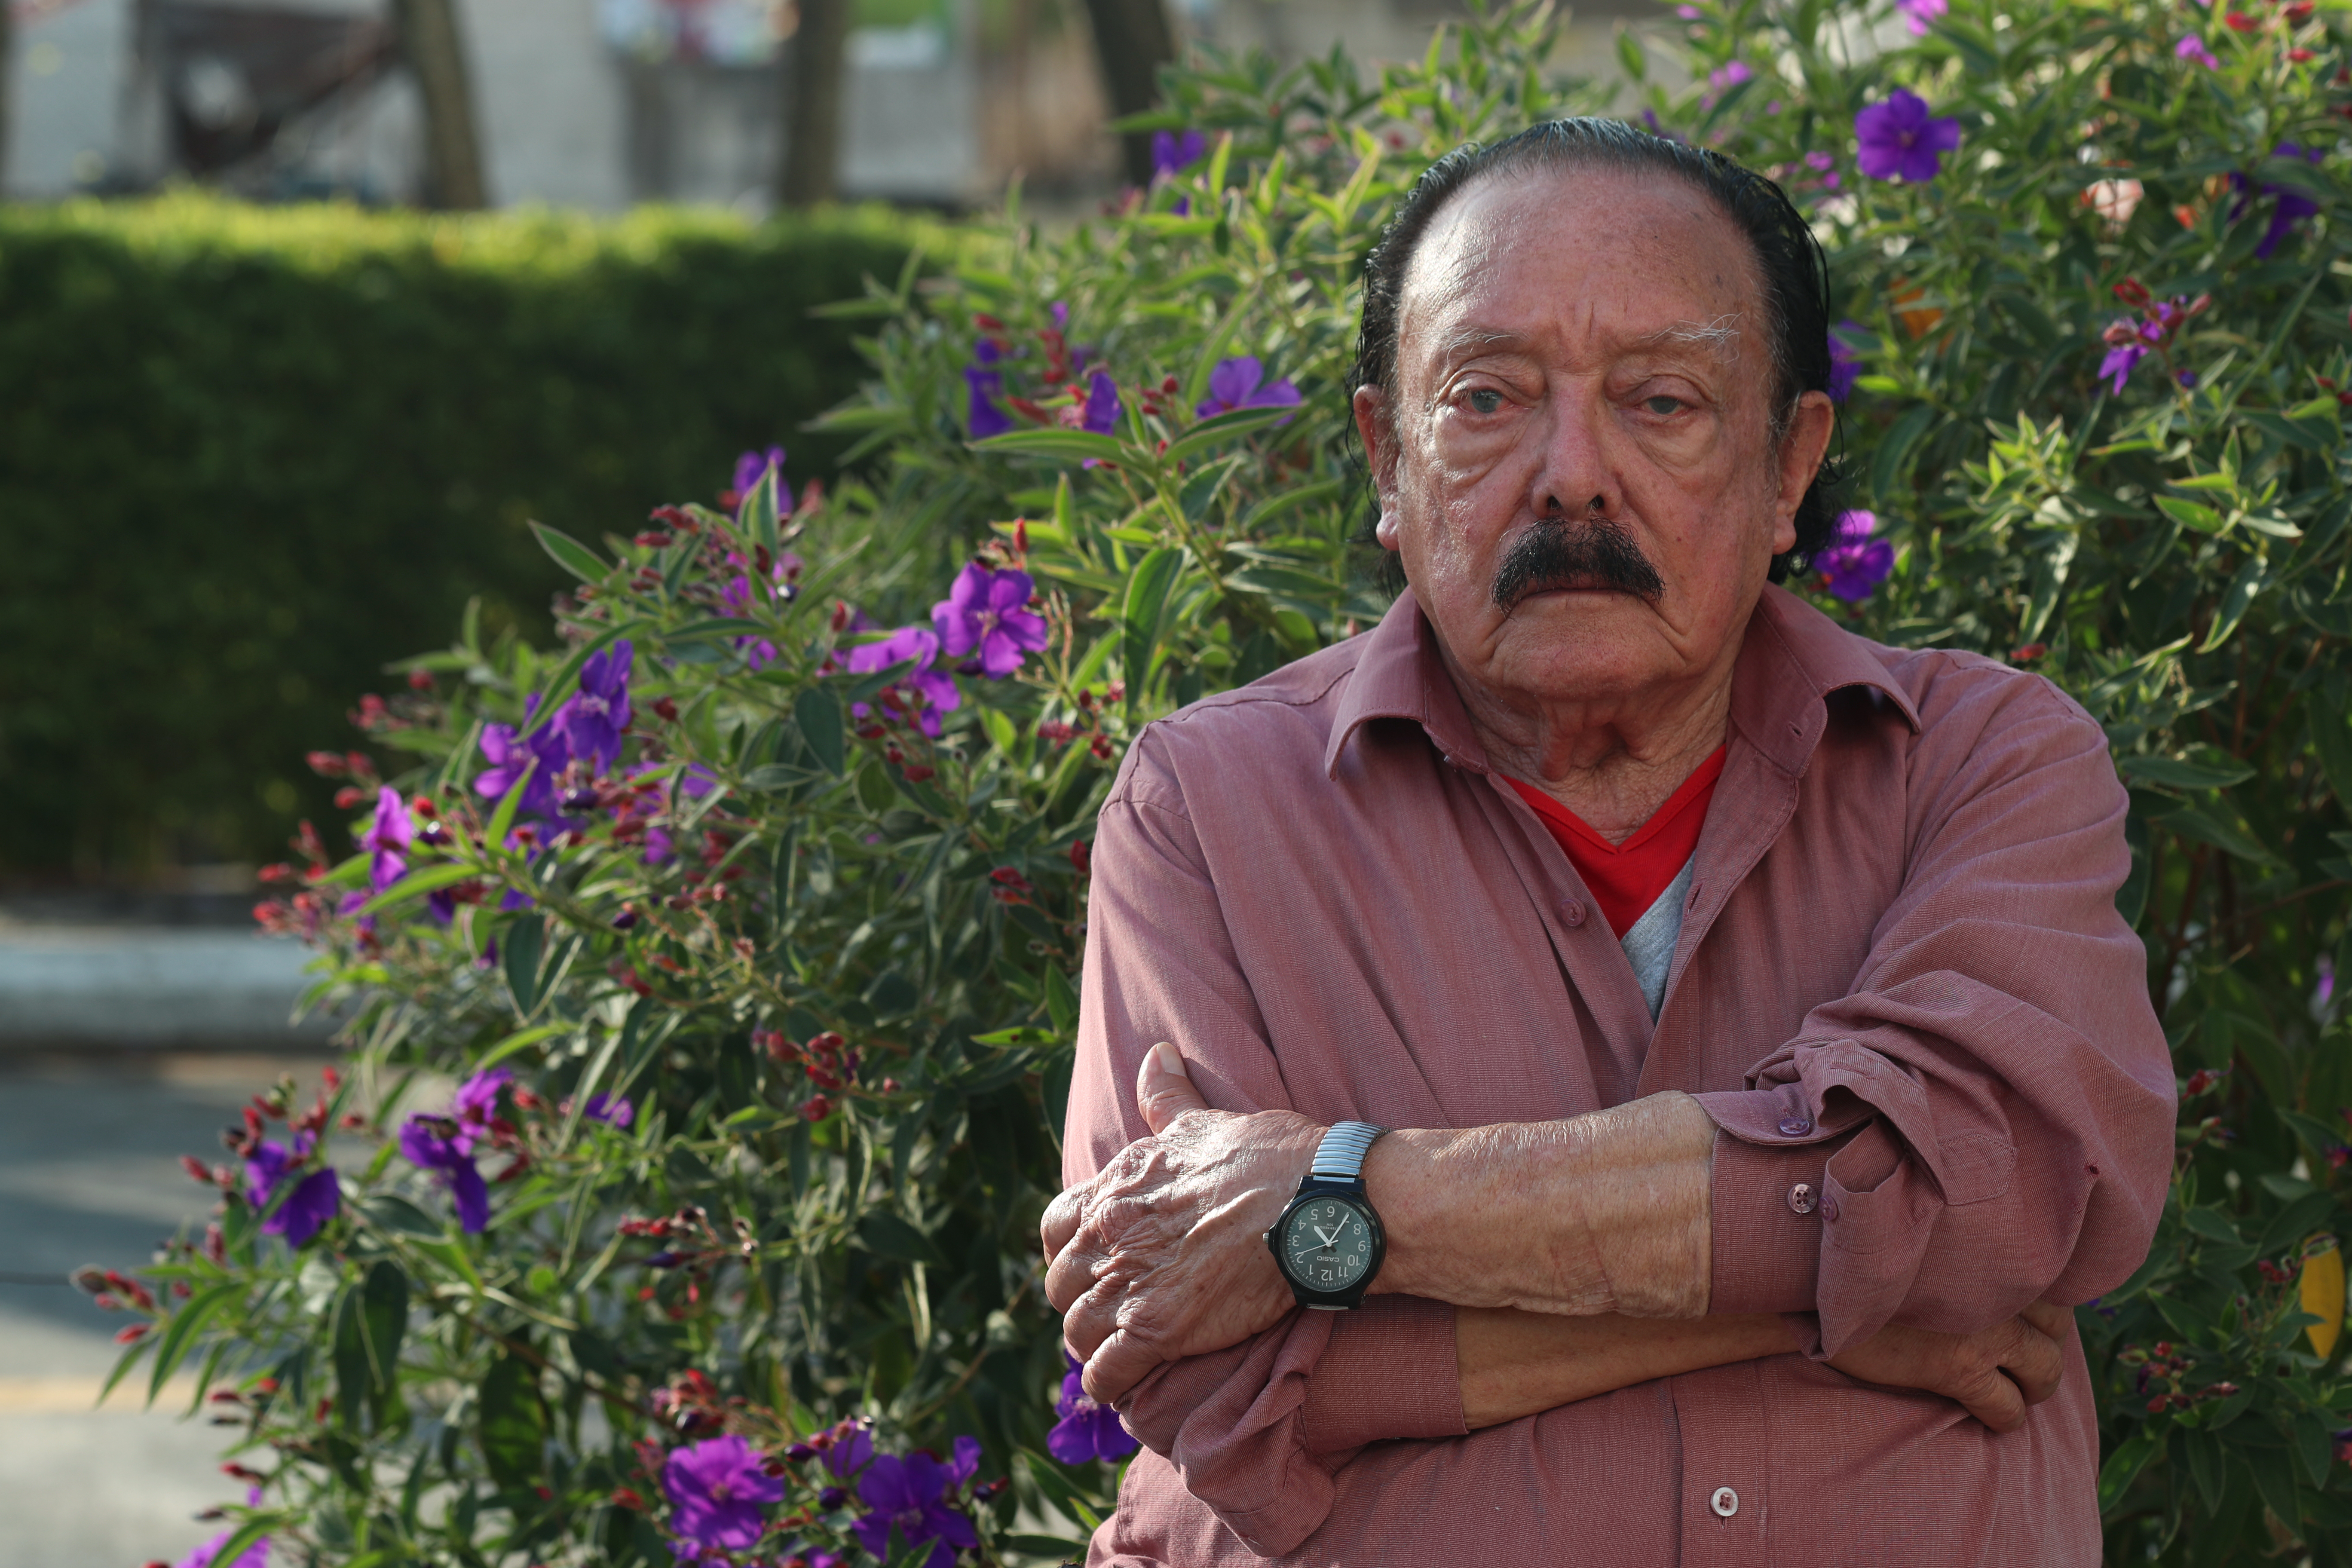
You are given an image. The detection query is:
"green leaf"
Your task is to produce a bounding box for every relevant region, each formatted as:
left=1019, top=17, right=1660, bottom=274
left=973, top=429, right=1129, bottom=467
left=2199, top=555, right=2268, bottom=652
left=1161, top=404, right=1299, bottom=468
left=1870, top=403, right=1938, bottom=502
left=357, top=860, right=482, bottom=916
left=478, top=1347, right=548, bottom=1489
left=358, top=1259, right=408, bottom=1395
left=855, top=1211, right=946, bottom=1267
left=482, top=757, right=537, bottom=855
left=1120, top=547, right=1185, bottom=718
left=2166, top=805, right=2278, bottom=864
left=2116, top=755, right=2255, bottom=791
left=2250, top=1443, right=2303, bottom=1530
left=1043, top=963, right=1078, bottom=1039
left=1614, top=25, right=1647, bottom=81
left=504, top=913, right=547, bottom=1018
left=356, top=1193, right=444, bottom=1238
left=529, top=521, right=609, bottom=583
left=148, top=1280, right=241, bottom=1406
left=473, top=1022, right=570, bottom=1074
left=2098, top=1424, right=2163, bottom=1512
left=2155, top=495, right=2226, bottom=534
left=2309, top=696, right=2352, bottom=808
left=199, top=1516, right=290, bottom=1568
left=796, top=686, right=845, bottom=776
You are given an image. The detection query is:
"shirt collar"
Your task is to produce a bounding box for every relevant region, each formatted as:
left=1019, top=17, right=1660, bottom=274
left=1325, top=582, right=1919, bottom=781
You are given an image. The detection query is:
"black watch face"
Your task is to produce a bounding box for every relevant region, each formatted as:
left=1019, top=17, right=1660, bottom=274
left=1279, top=1196, right=1375, bottom=1293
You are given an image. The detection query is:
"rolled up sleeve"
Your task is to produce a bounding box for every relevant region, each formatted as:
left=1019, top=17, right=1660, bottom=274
left=1697, top=671, right=2177, bottom=1355
left=1066, top=734, right=1467, bottom=1556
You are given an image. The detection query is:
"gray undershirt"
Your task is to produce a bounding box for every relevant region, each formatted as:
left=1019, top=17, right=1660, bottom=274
left=1620, top=858, right=1694, bottom=1020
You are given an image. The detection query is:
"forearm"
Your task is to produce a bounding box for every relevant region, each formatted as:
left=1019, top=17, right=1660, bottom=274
left=1368, top=1090, right=1717, bottom=1318
left=1458, top=1308, right=1793, bottom=1429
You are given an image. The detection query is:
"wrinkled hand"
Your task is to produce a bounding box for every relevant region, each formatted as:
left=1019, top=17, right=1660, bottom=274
left=1825, top=1300, right=2071, bottom=1432
left=1042, top=1042, right=1318, bottom=1403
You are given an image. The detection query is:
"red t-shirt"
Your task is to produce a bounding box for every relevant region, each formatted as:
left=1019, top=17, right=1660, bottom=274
left=1504, top=747, right=1727, bottom=938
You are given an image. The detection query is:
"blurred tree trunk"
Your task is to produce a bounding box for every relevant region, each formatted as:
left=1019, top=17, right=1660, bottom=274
left=1081, top=0, right=1175, bottom=187
left=394, top=0, right=488, bottom=209
left=779, top=0, right=851, bottom=208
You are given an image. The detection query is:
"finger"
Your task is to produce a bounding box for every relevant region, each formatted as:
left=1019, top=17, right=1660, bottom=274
left=1951, top=1356, right=2027, bottom=1433
left=2019, top=1298, right=2072, bottom=1341
left=1136, top=1041, right=1209, bottom=1135
left=1044, top=1229, right=1108, bottom=1314
left=1999, top=1317, right=2065, bottom=1407
left=1060, top=1283, right=1121, bottom=1364
left=1082, top=1323, right=1168, bottom=1405
left=1041, top=1182, right=1089, bottom=1262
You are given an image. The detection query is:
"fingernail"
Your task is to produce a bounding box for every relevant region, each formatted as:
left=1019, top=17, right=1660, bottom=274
left=1150, top=1041, right=1188, bottom=1080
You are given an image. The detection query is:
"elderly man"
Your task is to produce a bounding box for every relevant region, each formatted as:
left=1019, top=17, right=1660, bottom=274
left=1042, top=118, right=2175, bottom=1566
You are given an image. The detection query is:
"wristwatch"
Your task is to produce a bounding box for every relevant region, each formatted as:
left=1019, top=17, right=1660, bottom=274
left=1265, top=1121, right=1388, bottom=1310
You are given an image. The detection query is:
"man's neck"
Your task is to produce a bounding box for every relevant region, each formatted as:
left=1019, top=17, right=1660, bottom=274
left=1446, top=649, right=1739, bottom=846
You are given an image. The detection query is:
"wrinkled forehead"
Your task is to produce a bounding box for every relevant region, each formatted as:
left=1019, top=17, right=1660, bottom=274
left=1393, top=165, right=1769, bottom=390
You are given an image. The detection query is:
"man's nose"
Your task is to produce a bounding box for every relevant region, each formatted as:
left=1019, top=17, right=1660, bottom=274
left=1530, top=388, right=1620, bottom=521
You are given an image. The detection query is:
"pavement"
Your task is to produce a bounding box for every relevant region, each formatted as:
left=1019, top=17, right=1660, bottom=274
left=0, top=906, right=333, bottom=1566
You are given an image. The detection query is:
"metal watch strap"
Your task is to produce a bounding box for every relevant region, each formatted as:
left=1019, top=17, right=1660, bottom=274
left=1308, top=1120, right=1386, bottom=1183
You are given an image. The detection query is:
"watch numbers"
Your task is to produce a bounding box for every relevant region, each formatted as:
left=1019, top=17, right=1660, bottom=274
left=1284, top=1200, right=1372, bottom=1289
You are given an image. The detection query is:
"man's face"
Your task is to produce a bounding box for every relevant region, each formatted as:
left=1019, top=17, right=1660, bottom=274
left=1356, top=167, right=1833, bottom=723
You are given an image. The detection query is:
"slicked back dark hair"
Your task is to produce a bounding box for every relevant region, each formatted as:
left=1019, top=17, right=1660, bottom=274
left=1352, top=116, right=1843, bottom=586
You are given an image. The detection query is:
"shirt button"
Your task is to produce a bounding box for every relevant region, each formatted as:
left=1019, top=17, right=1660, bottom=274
left=1558, top=898, right=1586, bottom=928
left=1821, top=1193, right=1841, bottom=1222
left=1710, top=1486, right=1740, bottom=1519
left=1786, top=1182, right=1817, bottom=1216
left=1777, top=1115, right=1812, bottom=1137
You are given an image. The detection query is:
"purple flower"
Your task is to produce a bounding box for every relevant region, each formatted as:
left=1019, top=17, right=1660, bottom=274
left=2177, top=369, right=2199, bottom=389
left=398, top=1115, right=488, bottom=1233
left=1896, top=0, right=1947, bottom=34
left=933, top=564, right=1050, bottom=680
left=364, top=786, right=411, bottom=894
left=1194, top=356, right=1303, bottom=420
left=2099, top=338, right=2150, bottom=394
left=2177, top=34, right=2220, bottom=70
left=1048, top=1350, right=1139, bottom=1464
left=244, top=1136, right=340, bottom=1248
left=1817, top=509, right=1896, bottom=603
left=1854, top=89, right=1962, bottom=183
left=732, top=445, right=793, bottom=513
left=851, top=1446, right=981, bottom=1568
left=966, top=339, right=1012, bottom=439
left=845, top=623, right=962, bottom=737
left=643, top=825, right=676, bottom=866
left=1705, top=59, right=1753, bottom=95
left=452, top=1066, right=510, bottom=1152
left=177, top=1510, right=270, bottom=1568
left=559, top=640, right=633, bottom=774
left=477, top=696, right=567, bottom=820
left=2230, top=143, right=2324, bottom=259
left=822, top=1419, right=876, bottom=1480
left=2319, top=955, right=2337, bottom=1009
left=663, top=1434, right=784, bottom=1553
left=1150, top=129, right=1204, bottom=179
left=1827, top=321, right=1863, bottom=403
left=584, top=1092, right=634, bottom=1128
left=1081, top=367, right=1121, bottom=436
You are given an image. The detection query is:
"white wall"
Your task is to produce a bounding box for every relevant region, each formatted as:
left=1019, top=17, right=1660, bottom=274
left=6, top=0, right=133, bottom=197
left=461, top=0, right=630, bottom=208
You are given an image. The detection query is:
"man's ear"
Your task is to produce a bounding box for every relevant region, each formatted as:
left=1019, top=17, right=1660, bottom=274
left=1773, top=390, right=1837, bottom=556
left=1353, top=385, right=1404, bottom=552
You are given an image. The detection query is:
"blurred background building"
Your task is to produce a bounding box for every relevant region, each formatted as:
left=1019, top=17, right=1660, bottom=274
left=3, top=0, right=1661, bottom=211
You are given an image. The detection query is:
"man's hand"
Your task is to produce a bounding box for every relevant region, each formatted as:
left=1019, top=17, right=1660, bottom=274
left=1825, top=1300, right=2071, bottom=1432
left=1042, top=1042, right=1314, bottom=1403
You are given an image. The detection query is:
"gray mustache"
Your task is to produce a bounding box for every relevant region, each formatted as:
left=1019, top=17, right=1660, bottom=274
left=1490, top=518, right=1664, bottom=609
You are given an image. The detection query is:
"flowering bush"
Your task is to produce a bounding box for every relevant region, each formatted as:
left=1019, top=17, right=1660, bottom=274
left=90, top=2, right=2352, bottom=1564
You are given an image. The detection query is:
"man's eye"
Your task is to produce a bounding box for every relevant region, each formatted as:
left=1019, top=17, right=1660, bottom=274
left=1644, top=395, right=1684, bottom=416
left=1467, top=389, right=1504, bottom=414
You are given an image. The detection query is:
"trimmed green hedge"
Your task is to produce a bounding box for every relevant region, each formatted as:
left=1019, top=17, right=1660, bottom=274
left=0, top=194, right=942, bottom=876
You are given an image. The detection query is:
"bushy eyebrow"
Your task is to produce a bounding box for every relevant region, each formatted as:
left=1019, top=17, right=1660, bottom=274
left=1638, top=313, right=1745, bottom=359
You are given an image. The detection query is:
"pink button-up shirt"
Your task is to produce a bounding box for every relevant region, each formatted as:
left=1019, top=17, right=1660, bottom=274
left=1066, top=585, right=2175, bottom=1566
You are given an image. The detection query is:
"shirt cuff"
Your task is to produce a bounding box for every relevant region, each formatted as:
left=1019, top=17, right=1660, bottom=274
left=1695, top=1087, right=1853, bottom=1316
left=1300, top=1294, right=1465, bottom=1454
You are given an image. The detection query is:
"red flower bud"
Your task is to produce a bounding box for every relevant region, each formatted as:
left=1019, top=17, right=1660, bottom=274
left=407, top=668, right=435, bottom=691
left=1070, top=839, right=1091, bottom=876
left=113, top=1323, right=150, bottom=1345
left=800, top=1095, right=833, bottom=1121
left=2112, top=277, right=2152, bottom=308
left=653, top=696, right=679, bottom=722
left=2222, top=9, right=2256, bottom=31
left=305, top=751, right=346, bottom=777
